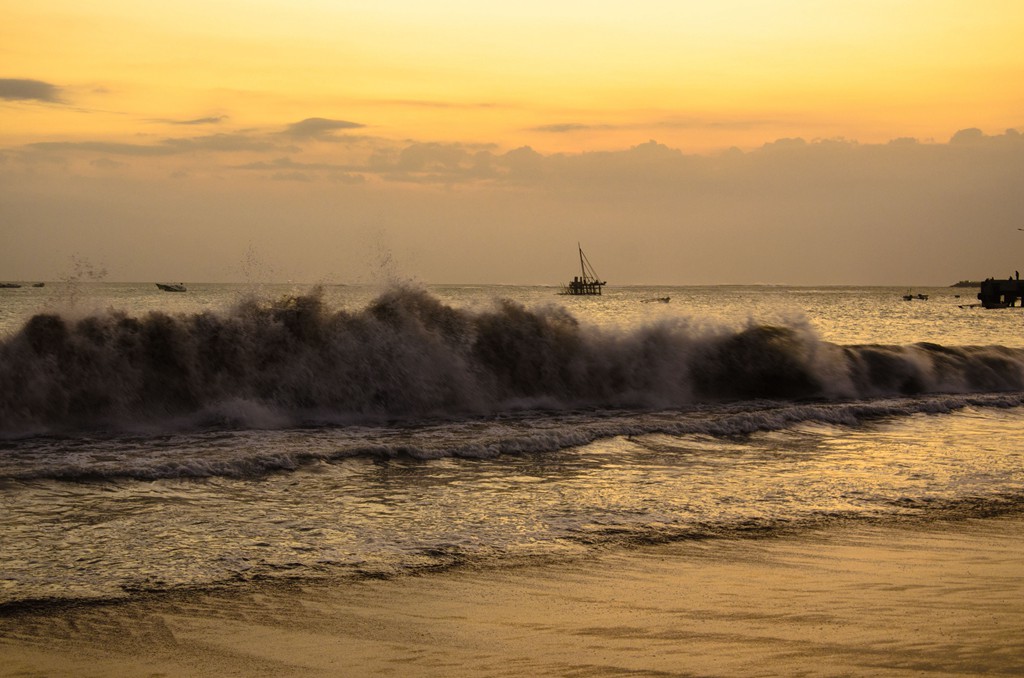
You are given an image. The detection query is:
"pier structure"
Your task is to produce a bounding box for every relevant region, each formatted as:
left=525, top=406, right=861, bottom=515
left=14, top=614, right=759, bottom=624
left=564, top=276, right=606, bottom=296
left=977, top=277, right=1024, bottom=308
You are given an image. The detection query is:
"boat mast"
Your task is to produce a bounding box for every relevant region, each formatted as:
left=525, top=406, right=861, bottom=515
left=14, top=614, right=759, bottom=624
left=579, top=244, right=602, bottom=283
left=562, top=243, right=605, bottom=295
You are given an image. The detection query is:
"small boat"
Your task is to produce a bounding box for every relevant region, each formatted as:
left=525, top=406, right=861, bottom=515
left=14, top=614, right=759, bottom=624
left=0, top=283, right=22, bottom=289
left=156, top=283, right=187, bottom=292
left=560, top=244, right=606, bottom=295
left=902, top=291, right=928, bottom=301
left=916, top=293, right=929, bottom=300
left=641, top=297, right=670, bottom=303
left=31, top=282, right=44, bottom=288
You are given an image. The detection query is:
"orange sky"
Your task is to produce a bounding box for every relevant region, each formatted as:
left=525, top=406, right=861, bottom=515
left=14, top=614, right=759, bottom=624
left=4, top=1, right=1022, bottom=152
left=1, top=1, right=1023, bottom=284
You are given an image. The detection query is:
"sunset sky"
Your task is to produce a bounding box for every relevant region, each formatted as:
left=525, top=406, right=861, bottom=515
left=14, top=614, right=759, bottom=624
left=2, top=1, right=1023, bottom=285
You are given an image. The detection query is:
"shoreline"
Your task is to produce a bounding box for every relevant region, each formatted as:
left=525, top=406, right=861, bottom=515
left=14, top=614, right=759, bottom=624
left=2, top=516, right=1022, bottom=677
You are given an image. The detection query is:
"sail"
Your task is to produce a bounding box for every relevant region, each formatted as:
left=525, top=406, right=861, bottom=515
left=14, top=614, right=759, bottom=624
left=562, top=244, right=606, bottom=295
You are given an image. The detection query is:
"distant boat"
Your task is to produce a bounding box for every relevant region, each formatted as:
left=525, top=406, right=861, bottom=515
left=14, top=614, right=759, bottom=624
left=31, top=282, right=44, bottom=287
left=902, top=291, right=928, bottom=301
left=0, top=283, right=22, bottom=289
left=156, top=283, right=187, bottom=292
left=560, top=244, right=606, bottom=296
left=641, top=297, right=670, bottom=303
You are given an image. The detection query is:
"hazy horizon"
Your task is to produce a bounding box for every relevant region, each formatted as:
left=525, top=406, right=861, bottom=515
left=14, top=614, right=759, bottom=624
left=2, top=2, right=1023, bottom=287
left=0, top=276, right=997, bottom=288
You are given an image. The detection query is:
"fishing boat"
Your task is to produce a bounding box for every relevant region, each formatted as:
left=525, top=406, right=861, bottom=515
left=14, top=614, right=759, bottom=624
left=156, top=283, right=187, bottom=292
left=560, top=244, right=606, bottom=296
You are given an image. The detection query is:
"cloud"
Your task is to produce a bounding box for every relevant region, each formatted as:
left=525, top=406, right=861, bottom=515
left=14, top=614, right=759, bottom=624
left=271, top=171, right=313, bottom=182
left=950, top=128, right=985, bottom=144
left=396, top=142, right=472, bottom=171
left=348, top=98, right=499, bottom=111
left=0, top=78, right=65, bottom=103
left=28, top=141, right=180, bottom=157
left=232, top=156, right=365, bottom=184
left=945, top=127, right=1022, bottom=147
left=363, top=141, right=499, bottom=183
left=163, top=133, right=286, bottom=153
left=285, top=117, right=365, bottom=139
left=28, top=133, right=290, bottom=157
left=496, top=145, right=547, bottom=179
left=530, top=118, right=778, bottom=135
left=90, top=157, right=125, bottom=169
left=3, top=125, right=1023, bottom=286
left=530, top=123, right=603, bottom=133
left=232, top=156, right=347, bottom=172
left=151, top=116, right=228, bottom=126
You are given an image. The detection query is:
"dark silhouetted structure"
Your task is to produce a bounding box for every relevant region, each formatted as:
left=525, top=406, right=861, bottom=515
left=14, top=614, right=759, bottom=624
left=561, top=244, right=606, bottom=295
left=977, top=278, right=1024, bottom=308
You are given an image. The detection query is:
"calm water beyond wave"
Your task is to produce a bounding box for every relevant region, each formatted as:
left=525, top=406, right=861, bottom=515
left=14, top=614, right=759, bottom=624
left=1, top=282, right=1023, bottom=608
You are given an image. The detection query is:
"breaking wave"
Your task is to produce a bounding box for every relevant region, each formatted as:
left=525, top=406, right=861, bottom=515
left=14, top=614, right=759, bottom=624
left=2, top=285, right=1024, bottom=436
left=3, top=393, right=1023, bottom=482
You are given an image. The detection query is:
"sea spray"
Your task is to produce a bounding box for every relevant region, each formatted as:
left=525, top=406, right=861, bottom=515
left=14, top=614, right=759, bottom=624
left=2, top=285, right=1024, bottom=435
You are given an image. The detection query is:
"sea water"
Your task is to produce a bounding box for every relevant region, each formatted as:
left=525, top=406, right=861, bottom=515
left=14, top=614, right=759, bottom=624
left=0, top=282, right=1022, bottom=608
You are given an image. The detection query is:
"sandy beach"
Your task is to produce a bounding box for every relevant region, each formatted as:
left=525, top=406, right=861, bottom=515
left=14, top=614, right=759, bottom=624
left=2, top=516, right=1022, bottom=678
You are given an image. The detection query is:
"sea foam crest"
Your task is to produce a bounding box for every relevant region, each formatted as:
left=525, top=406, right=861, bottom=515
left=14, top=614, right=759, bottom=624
left=2, top=286, right=1023, bottom=434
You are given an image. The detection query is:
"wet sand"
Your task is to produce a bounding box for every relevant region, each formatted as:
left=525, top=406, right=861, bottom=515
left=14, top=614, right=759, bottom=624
left=2, top=517, right=1022, bottom=677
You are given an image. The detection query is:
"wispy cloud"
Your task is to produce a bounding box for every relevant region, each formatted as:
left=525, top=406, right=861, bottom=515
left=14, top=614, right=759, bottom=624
left=286, top=117, right=365, bottom=139
left=28, top=141, right=180, bottom=156
left=150, top=115, right=228, bottom=126
left=163, top=133, right=286, bottom=153
left=530, top=117, right=781, bottom=135
left=531, top=123, right=596, bottom=133
left=28, top=132, right=291, bottom=156
left=653, top=117, right=782, bottom=131
left=367, top=98, right=499, bottom=110
left=0, top=78, right=65, bottom=103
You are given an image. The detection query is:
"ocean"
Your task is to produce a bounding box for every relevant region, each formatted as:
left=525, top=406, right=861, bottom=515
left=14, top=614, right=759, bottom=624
left=1, top=281, right=1023, bottom=614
